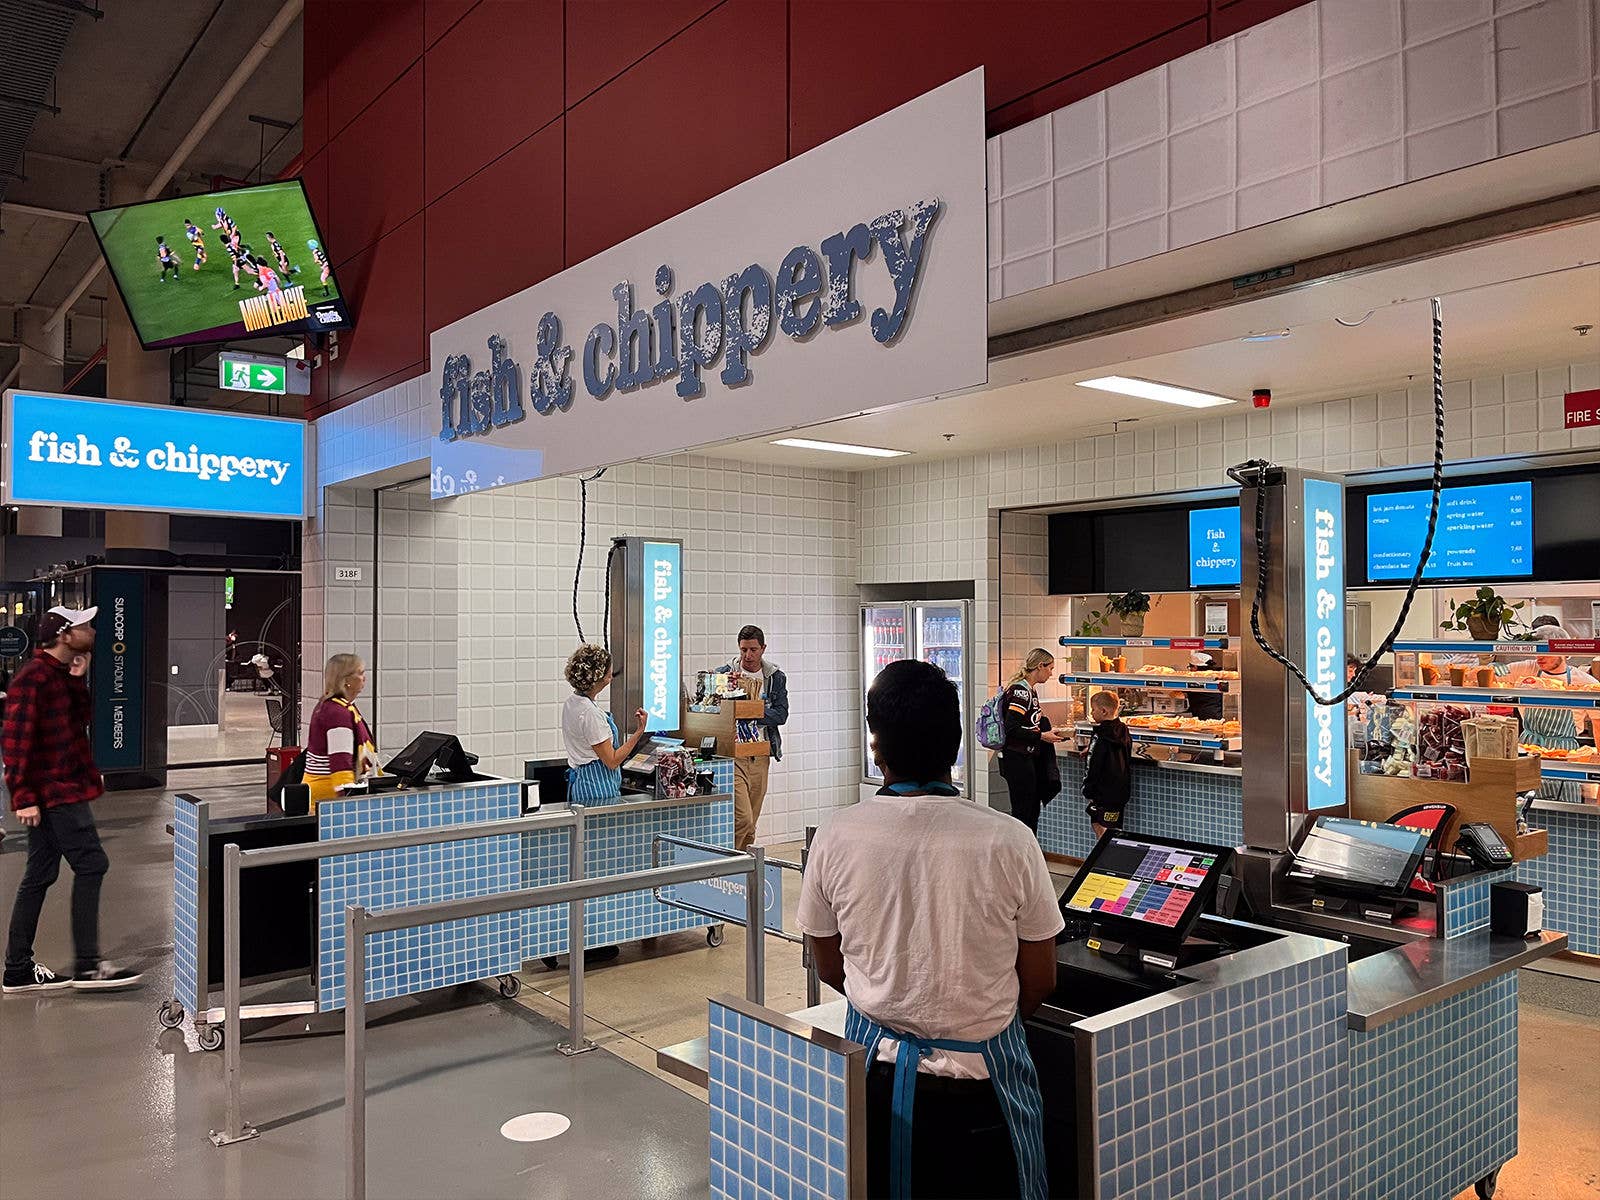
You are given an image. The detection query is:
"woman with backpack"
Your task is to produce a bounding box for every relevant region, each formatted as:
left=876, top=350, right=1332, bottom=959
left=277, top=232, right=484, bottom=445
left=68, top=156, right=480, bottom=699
left=996, top=648, right=1066, bottom=834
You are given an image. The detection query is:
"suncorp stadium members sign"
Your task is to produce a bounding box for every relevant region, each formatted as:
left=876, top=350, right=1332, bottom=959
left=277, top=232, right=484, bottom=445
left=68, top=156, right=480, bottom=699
left=430, top=70, right=987, bottom=497
left=2, top=390, right=306, bottom=520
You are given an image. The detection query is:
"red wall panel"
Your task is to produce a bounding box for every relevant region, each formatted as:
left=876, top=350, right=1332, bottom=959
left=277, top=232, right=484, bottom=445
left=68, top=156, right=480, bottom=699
left=424, top=0, right=563, bottom=205
left=787, top=0, right=1208, bottom=153
left=425, top=0, right=478, bottom=47
left=987, top=21, right=1209, bottom=132
left=314, top=0, right=1314, bottom=410
left=424, top=119, right=566, bottom=334
left=328, top=215, right=427, bottom=402
left=564, top=0, right=721, bottom=106
left=565, top=0, right=786, bottom=265
left=321, top=0, right=425, bottom=138
left=302, top=149, right=330, bottom=234
left=328, top=63, right=424, bottom=265
left=303, top=4, right=330, bottom=158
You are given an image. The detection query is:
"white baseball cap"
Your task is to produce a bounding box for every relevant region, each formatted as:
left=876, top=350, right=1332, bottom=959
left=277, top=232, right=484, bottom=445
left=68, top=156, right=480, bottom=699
left=39, top=605, right=97, bottom=644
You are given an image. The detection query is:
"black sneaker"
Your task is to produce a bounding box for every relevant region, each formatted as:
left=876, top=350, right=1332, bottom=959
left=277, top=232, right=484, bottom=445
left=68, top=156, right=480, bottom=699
left=3, top=962, right=73, bottom=993
left=72, top=962, right=144, bottom=992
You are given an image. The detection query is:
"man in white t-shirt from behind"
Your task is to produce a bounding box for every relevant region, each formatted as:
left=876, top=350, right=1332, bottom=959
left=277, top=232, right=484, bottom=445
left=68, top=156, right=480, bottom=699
left=798, top=658, right=1063, bottom=1200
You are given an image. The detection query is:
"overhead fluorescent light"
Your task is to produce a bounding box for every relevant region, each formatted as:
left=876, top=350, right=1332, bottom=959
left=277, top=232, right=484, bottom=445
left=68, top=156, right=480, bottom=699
left=1240, top=329, right=1291, bottom=343
left=1075, top=376, right=1236, bottom=408
left=770, top=438, right=909, bottom=458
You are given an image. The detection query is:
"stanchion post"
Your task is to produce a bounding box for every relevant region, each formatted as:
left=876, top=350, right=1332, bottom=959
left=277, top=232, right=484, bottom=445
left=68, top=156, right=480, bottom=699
left=209, top=843, right=258, bottom=1146
left=558, top=805, right=594, bottom=1056
left=345, top=905, right=369, bottom=1200
left=746, top=845, right=766, bottom=1005
left=802, top=827, right=820, bottom=1007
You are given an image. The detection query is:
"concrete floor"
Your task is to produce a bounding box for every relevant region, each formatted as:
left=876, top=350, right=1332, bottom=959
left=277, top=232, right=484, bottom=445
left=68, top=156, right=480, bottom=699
left=1, top=784, right=1596, bottom=1199
left=167, top=692, right=278, bottom=765
left=0, top=776, right=711, bottom=1200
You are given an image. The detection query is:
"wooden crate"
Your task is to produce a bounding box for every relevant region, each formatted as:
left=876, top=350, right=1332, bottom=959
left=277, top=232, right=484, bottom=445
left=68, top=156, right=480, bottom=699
left=680, top=699, right=770, bottom=760
left=1347, top=751, right=1545, bottom=861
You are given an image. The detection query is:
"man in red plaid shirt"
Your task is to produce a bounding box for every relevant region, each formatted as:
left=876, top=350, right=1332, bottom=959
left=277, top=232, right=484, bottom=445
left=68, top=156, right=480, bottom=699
left=3, top=606, right=141, bottom=993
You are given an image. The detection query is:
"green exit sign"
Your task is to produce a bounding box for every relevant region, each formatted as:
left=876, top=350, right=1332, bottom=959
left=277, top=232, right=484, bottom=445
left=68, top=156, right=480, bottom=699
left=219, top=356, right=287, bottom=394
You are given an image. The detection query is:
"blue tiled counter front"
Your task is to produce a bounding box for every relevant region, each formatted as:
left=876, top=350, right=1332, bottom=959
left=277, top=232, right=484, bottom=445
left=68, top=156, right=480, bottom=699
left=1348, top=973, right=1517, bottom=1199
left=708, top=996, right=866, bottom=1200
left=1517, top=803, right=1599, bottom=955
left=1079, top=939, right=1351, bottom=1200
left=1036, top=753, right=1242, bottom=861
left=171, top=797, right=204, bottom=1015
left=523, top=789, right=736, bottom=957
left=318, top=779, right=525, bottom=1011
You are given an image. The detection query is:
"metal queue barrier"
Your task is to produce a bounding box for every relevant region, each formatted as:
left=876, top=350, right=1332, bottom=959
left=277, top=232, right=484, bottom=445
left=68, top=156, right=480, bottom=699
left=210, top=807, right=580, bottom=1147
left=648, top=827, right=822, bottom=1004
left=342, top=846, right=767, bottom=1200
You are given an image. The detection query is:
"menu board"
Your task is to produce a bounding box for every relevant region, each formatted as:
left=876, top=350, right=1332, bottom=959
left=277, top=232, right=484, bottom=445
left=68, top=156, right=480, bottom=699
left=1366, top=480, right=1532, bottom=582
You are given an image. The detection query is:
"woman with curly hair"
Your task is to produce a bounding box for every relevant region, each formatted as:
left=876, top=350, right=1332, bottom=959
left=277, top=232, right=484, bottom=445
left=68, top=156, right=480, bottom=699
left=561, top=644, right=648, bottom=804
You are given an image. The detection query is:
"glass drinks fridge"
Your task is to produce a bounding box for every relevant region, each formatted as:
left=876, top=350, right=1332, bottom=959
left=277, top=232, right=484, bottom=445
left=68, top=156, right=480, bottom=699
left=860, top=601, right=972, bottom=790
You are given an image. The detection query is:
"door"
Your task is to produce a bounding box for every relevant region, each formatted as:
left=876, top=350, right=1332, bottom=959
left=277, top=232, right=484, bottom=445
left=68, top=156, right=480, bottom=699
left=914, top=601, right=971, bottom=790
left=862, top=604, right=910, bottom=783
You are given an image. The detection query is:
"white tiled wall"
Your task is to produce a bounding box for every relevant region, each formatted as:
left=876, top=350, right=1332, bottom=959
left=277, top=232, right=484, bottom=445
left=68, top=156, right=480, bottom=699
left=310, top=370, right=863, bottom=841
left=450, top=457, right=861, bottom=842
left=300, top=486, right=375, bottom=741
left=988, top=0, right=1600, bottom=299
left=374, top=488, right=459, bottom=738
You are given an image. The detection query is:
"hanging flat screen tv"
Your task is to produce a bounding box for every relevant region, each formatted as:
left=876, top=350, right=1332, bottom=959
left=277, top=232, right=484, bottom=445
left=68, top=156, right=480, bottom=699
left=88, top=179, right=352, bottom=349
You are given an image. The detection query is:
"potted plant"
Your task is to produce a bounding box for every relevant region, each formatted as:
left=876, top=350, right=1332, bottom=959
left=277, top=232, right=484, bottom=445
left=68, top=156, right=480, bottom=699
left=1077, top=591, right=1153, bottom=637
left=1440, top=587, right=1526, bottom=641
left=1111, top=591, right=1153, bottom=636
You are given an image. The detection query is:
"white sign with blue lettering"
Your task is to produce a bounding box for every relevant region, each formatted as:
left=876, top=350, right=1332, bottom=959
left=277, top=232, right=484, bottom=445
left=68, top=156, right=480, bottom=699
left=1303, top=477, right=1347, bottom=811
left=429, top=69, right=987, bottom=498
left=663, top=844, right=785, bottom=935
left=2, top=389, right=306, bottom=520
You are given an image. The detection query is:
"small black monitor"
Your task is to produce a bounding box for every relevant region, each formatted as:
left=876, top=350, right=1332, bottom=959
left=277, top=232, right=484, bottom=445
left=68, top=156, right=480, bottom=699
left=384, top=731, right=478, bottom=785
left=1058, top=831, right=1234, bottom=950
left=1292, top=816, right=1429, bottom=899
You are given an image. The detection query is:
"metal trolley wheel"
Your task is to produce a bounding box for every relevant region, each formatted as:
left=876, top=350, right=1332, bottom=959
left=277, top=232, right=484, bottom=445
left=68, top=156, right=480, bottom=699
left=1475, top=1168, right=1501, bottom=1199
left=196, top=1024, right=224, bottom=1052
left=157, top=1001, right=186, bottom=1030
left=497, top=974, right=522, bottom=998
left=706, top=924, right=725, bottom=948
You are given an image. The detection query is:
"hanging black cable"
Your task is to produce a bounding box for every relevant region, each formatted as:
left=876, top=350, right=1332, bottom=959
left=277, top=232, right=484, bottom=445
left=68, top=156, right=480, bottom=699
left=1227, top=296, right=1448, bottom=707
left=572, top=467, right=606, bottom=644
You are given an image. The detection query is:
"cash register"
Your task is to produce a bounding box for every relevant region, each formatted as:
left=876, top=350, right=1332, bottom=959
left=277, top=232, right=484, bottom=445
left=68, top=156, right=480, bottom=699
left=620, top=736, right=689, bottom=791
left=1058, top=830, right=1236, bottom=971
left=1284, top=815, right=1430, bottom=923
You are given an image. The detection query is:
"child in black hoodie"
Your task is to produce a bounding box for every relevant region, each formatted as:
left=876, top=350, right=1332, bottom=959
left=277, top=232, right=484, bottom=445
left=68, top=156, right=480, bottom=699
left=1083, top=690, right=1132, bottom=840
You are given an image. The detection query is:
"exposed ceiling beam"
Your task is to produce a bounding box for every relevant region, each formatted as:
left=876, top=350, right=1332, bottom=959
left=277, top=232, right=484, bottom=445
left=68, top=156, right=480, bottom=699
left=2, top=200, right=86, bottom=223
left=43, top=0, right=304, bottom=333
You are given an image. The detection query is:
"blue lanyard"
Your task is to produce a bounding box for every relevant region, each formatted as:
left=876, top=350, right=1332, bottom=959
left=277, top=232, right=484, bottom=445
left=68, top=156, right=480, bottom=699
left=877, top=781, right=960, bottom=797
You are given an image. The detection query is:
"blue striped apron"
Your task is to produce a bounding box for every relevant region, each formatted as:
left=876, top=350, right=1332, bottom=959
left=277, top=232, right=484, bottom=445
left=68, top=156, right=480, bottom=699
left=846, top=778, right=1049, bottom=1200
left=844, top=1005, right=1048, bottom=1200
left=1520, top=667, right=1582, bottom=803
left=567, top=709, right=624, bottom=805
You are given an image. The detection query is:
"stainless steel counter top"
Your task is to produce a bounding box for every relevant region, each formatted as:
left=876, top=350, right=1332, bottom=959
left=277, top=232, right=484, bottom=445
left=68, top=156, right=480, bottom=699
left=1345, top=929, right=1568, bottom=1031
left=1529, top=797, right=1598, bottom=815
left=659, top=998, right=848, bottom=1089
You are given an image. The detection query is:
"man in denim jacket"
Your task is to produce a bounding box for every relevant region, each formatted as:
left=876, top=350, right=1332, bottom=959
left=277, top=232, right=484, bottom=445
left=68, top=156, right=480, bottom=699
left=715, top=625, right=789, bottom=849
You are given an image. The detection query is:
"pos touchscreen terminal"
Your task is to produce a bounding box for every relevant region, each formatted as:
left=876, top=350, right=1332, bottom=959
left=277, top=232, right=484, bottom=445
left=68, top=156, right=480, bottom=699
left=1058, top=831, right=1234, bottom=970
left=1288, top=815, right=1429, bottom=922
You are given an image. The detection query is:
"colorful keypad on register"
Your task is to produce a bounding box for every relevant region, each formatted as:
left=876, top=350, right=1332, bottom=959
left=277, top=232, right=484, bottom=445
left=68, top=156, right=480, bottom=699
left=1066, top=845, right=1218, bottom=928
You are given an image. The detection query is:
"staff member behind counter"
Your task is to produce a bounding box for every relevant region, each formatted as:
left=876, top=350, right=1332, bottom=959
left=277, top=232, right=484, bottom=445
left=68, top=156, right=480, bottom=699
left=1500, top=626, right=1598, bottom=802
left=561, top=644, right=648, bottom=805
left=305, top=654, right=378, bottom=811
left=800, top=659, right=1063, bottom=1200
